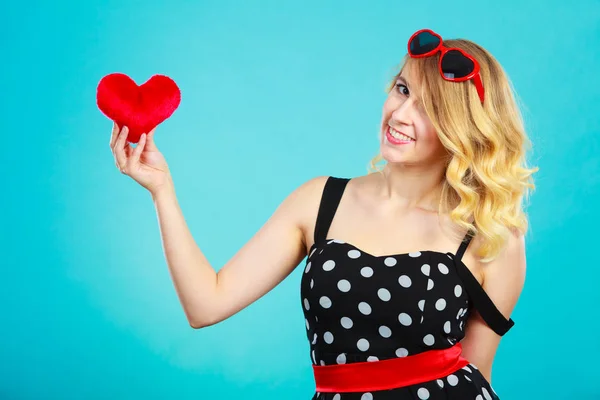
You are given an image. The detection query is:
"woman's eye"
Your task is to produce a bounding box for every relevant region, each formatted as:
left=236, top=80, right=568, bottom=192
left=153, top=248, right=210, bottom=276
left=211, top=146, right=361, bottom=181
left=395, top=83, right=409, bottom=96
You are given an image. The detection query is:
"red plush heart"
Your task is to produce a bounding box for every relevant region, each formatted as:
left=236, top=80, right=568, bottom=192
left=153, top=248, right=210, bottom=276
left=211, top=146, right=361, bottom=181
left=96, top=73, right=181, bottom=143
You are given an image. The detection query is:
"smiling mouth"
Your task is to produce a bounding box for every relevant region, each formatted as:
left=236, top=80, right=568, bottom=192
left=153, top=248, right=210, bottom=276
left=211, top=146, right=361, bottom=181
left=387, top=126, right=415, bottom=142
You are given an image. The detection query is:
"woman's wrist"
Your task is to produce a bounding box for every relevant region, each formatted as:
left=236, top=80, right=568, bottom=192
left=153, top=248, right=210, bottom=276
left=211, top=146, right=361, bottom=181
left=151, top=177, right=176, bottom=203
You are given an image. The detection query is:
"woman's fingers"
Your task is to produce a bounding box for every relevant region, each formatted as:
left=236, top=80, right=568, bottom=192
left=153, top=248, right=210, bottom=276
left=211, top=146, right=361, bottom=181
left=145, top=128, right=158, bottom=151
left=114, top=126, right=129, bottom=172
left=130, top=133, right=147, bottom=166
left=109, top=122, right=120, bottom=148
left=111, top=125, right=155, bottom=175
left=124, top=142, right=133, bottom=158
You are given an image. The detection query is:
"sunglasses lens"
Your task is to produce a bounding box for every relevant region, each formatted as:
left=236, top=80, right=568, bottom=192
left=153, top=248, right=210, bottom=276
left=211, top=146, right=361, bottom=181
left=441, top=50, right=475, bottom=79
left=410, top=31, right=441, bottom=55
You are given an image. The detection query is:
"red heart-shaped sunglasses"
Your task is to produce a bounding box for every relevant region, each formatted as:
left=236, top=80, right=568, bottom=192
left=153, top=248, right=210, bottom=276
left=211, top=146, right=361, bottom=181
left=407, top=29, right=485, bottom=104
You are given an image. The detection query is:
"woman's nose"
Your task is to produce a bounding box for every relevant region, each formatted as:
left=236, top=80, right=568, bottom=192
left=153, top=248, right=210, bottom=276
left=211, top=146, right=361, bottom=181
left=390, top=98, right=415, bottom=126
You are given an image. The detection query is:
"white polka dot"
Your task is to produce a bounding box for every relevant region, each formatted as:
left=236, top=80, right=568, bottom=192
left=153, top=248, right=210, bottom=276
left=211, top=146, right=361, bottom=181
left=340, top=317, right=353, bottom=329
left=384, top=257, right=397, bottom=266
left=423, top=334, right=435, bottom=346
left=455, top=285, right=463, bottom=297
left=358, top=302, right=372, bottom=315
left=461, top=308, right=468, bottom=317
left=427, top=279, right=434, bottom=290
left=312, top=333, right=317, bottom=344
left=399, top=275, right=412, bottom=287
left=420, top=315, right=424, bottom=323
left=418, top=300, right=425, bottom=311
left=399, top=313, right=412, bottom=326
left=320, top=296, right=332, bottom=308
left=465, top=375, right=472, bottom=382
left=367, top=356, right=379, bottom=362
left=361, top=266, right=374, bottom=277
left=304, top=262, right=311, bottom=273
left=421, top=264, right=430, bottom=276
left=444, top=321, right=451, bottom=333
left=482, top=388, right=492, bottom=400
left=304, top=299, right=310, bottom=310
left=360, top=393, right=373, bottom=400
left=447, top=374, right=459, bottom=386
left=435, top=298, right=447, bottom=311
left=357, top=338, right=370, bottom=351
left=379, top=325, right=392, bottom=338
left=310, top=279, right=314, bottom=289
left=437, top=379, right=444, bottom=388
left=323, top=260, right=336, bottom=271
left=409, top=251, right=421, bottom=257
left=305, top=319, right=310, bottom=330
left=438, top=263, right=449, bottom=274
left=476, top=396, right=483, bottom=400
left=337, top=279, right=351, bottom=292
left=378, top=288, right=391, bottom=301
left=395, top=347, right=409, bottom=357
left=459, top=321, right=464, bottom=330
left=312, top=350, right=316, bottom=364
left=456, top=308, right=463, bottom=319
left=309, top=248, right=317, bottom=258
left=333, top=395, right=341, bottom=400
left=348, top=249, right=361, bottom=259
left=417, top=388, right=430, bottom=399
left=324, top=332, right=334, bottom=344
left=320, top=360, right=325, bottom=366
left=462, top=365, right=472, bottom=373
left=336, top=353, right=346, bottom=364
left=471, top=363, right=478, bottom=370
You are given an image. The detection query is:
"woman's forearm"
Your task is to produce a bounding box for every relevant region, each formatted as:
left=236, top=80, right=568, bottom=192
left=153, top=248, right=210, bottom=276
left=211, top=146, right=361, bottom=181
left=151, top=181, right=218, bottom=328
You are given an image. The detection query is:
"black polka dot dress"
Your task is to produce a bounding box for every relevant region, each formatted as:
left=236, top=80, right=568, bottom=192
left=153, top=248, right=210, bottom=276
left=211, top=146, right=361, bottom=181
left=300, top=177, right=514, bottom=400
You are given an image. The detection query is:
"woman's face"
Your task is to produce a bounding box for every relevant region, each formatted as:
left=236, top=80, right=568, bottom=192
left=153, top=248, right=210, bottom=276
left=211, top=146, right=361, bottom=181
left=379, top=65, right=448, bottom=167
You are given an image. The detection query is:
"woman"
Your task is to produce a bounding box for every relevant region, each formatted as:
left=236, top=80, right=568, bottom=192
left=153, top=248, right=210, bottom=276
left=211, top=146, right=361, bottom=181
left=110, top=29, right=537, bottom=399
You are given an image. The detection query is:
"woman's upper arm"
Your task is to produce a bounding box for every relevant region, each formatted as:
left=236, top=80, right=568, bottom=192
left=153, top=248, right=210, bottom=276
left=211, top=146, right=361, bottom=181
left=202, top=176, right=328, bottom=327
left=460, top=231, right=527, bottom=381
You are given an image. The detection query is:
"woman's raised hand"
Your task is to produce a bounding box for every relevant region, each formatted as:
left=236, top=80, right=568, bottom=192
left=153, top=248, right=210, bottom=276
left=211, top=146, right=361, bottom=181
left=110, top=123, right=173, bottom=195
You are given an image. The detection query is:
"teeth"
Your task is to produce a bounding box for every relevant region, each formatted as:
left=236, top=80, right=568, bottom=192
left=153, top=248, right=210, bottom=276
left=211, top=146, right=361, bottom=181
left=389, top=127, right=414, bottom=141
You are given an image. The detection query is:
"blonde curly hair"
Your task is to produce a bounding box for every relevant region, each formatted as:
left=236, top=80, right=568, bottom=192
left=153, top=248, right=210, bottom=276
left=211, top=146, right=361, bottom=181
left=368, top=38, right=538, bottom=262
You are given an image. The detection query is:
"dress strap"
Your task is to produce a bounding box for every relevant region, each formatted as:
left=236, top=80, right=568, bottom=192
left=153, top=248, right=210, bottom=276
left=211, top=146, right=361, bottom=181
left=451, top=229, right=515, bottom=336
left=314, top=177, right=351, bottom=246
left=455, top=229, right=474, bottom=262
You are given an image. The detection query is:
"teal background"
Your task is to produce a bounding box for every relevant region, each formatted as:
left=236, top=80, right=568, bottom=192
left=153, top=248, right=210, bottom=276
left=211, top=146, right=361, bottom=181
left=1, top=0, right=599, bottom=399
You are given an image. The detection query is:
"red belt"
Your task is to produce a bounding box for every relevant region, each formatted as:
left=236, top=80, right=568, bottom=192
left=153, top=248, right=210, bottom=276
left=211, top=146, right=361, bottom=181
left=312, top=343, right=469, bottom=393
